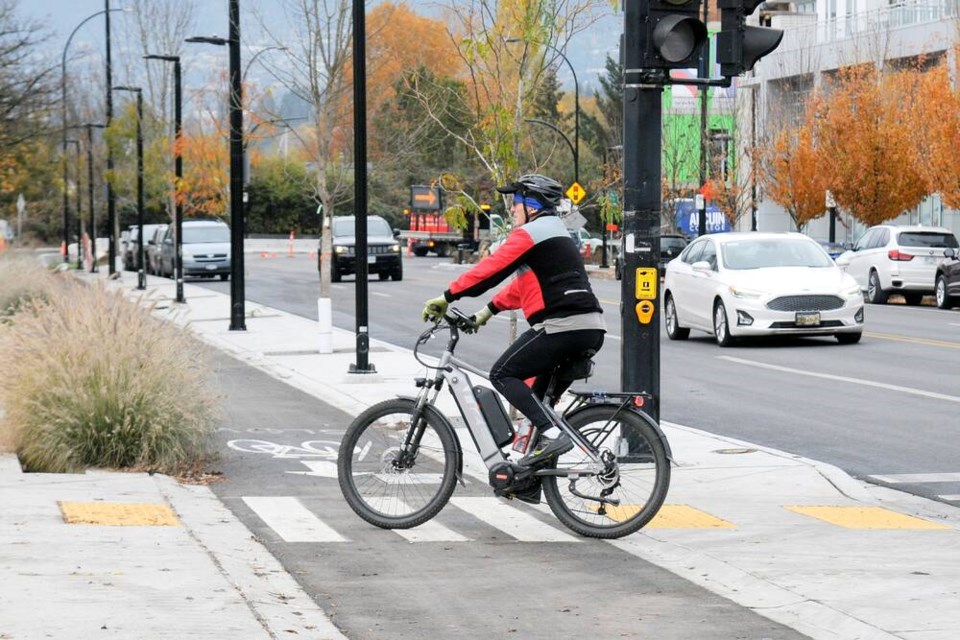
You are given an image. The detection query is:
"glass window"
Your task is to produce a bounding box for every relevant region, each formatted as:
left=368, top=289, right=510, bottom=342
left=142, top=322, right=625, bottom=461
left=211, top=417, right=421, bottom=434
left=722, top=238, right=834, bottom=270
left=183, top=225, right=230, bottom=244
left=870, top=229, right=890, bottom=248
left=681, top=239, right=706, bottom=264
left=333, top=217, right=393, bottom=237
left=854, top=229, right=875, bottom=251
left=699, top=241, right=718, bottom=270
left=897, top=232, right=959, bottom=248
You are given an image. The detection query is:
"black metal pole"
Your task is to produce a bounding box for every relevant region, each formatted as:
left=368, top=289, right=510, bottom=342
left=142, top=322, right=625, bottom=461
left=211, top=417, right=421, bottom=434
left=135, top=91, right=145, bottom=290
left=621, top=0, right=661, bottom=419
left=228, top=0, right=246, bottom=330
left=829, top=206, right=837, bottom=243
left=173, top=59, right=184, bottom=303
left=105, top=2, right=117, bottom=274
left=350, top=0, right=374, bottom=373
left=145, top=54, right=185, bottom=303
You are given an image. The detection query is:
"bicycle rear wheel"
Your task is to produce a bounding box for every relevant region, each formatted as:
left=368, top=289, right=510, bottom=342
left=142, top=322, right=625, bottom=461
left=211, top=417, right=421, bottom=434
left=542, top=405, right=670, bottom=539
left=338, top=398, right=459, bottom=529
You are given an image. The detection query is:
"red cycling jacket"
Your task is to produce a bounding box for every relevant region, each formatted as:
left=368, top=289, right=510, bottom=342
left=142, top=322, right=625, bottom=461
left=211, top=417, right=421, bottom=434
left=442, top=215, right=601, bottom=325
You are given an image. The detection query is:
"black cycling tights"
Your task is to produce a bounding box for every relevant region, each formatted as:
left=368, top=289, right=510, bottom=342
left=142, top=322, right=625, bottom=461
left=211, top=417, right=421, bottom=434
left=489, top=327, right=605, bottom=430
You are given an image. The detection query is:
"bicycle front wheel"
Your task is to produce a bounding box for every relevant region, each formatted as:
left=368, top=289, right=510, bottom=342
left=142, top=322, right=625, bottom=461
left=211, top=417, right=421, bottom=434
left=337, top=398, right=459, bottom=529
left=542, top=405, right=670, bottom=539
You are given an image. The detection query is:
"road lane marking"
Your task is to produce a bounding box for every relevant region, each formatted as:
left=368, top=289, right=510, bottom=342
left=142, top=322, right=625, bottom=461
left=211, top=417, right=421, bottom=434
left=868, top=472, right=960, bottom=484
left=864, top=331, right=960, bottom=349
left=243, top=497, right=347, bottom=542
left=450, top=497, right=580, bottom=542
left=371, top=291, right=391, bottom=298
left=384, top=499, right=471, bottom=542
left=939, top=495, right=960, bottom=501
left=718, top=356, right=960, bottom=404
left=785, top=505, right=950, bottom=530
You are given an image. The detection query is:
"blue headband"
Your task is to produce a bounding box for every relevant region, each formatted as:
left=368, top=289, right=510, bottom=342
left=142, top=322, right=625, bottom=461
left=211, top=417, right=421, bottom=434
left=513, top=193, right=543, bottom=209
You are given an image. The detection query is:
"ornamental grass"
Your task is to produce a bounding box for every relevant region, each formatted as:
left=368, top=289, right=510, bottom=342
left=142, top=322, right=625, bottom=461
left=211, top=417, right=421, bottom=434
left=0, top=278, right=220, bottom=472
left=0, top=252, right=59, bottom=319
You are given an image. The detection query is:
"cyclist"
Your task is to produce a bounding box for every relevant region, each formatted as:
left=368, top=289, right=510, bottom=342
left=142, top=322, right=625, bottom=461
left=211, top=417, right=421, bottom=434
left=422, top=174, right=605, bottom=467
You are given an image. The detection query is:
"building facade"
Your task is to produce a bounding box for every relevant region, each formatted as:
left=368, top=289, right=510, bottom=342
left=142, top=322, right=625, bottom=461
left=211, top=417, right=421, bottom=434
left=736, top=0, right=960, bottom=243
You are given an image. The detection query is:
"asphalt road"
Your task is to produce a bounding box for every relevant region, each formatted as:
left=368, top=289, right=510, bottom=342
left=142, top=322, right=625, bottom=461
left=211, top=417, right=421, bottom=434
left=194, top=254, right=960, bottom=506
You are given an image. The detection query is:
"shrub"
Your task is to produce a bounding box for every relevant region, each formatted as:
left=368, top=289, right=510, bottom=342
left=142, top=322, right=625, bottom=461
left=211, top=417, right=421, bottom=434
left=0, top=252, right=59, bottom=318
left=0, top=280, right=220, bottom=473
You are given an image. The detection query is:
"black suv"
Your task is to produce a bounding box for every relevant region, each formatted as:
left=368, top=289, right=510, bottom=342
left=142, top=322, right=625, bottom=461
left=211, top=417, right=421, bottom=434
left=321, top=215, right=403, bottom=282
left=935, top=247, right=960, bottom=309
left=615, top=233, right=689, bottom=280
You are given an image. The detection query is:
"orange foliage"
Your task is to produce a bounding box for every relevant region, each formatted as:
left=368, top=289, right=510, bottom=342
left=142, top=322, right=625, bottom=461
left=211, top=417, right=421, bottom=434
left=815, top=67, right=926, bottom=226
left=759, top=105, right=828, bottom=230
left=912, top=64, right=960, bottom=209
left=366, top=3, right=462, bottom=111
left=173, top=131, right=227, bottom=218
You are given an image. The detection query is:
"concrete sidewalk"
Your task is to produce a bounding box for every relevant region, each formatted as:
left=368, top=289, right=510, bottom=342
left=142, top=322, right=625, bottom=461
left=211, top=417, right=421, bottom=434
left=3, top=266, right=959, bottom=640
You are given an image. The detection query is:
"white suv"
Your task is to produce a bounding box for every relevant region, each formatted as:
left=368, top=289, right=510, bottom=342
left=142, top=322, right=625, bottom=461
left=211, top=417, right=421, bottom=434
left=837, top=225, right=959, bottom=304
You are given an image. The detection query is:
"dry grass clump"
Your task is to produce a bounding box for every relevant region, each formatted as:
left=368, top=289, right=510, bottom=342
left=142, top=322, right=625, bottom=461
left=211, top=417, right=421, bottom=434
left=0, top=252, right=60, bottom=318
left=0, top=281, right=220, bottom=473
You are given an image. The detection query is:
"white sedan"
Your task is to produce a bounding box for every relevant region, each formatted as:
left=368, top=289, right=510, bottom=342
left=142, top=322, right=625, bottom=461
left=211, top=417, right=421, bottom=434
left=662, top=232, right=864, bottom=346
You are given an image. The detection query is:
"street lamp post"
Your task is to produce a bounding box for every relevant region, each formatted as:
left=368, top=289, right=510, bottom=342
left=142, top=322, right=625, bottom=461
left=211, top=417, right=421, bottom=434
left=187, top=0, right=246, bottom=331
left=65, top=139, right=81, bottom=267
left=113, top=86, right=145, bottom=290
left=144, top=54, right=185, bottom=304
left=83, top=123, right=106, bottom=272
left=507, top=37, right=579, bottom=184
left=60, top=6, right=126, bottom=265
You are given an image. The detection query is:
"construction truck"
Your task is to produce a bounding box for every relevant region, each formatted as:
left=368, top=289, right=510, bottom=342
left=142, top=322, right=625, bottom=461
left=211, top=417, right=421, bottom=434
left=397, top=184, right=505, bottom=257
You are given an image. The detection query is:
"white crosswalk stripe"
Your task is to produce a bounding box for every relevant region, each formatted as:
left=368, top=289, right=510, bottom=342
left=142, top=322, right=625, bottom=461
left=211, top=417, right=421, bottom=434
left=241, top=495, right=579, bottom=543
left=243, top=497, right=347, bottom=542
left=867, top=473, right=960, bottom=502
left=449, top=497, right=580, bottom=542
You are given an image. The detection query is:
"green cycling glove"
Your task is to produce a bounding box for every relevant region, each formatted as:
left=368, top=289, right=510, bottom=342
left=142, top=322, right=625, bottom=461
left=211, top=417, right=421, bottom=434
left=421, top=295, right=449, bottom=322
left=471, top=307, right=493, bottom=329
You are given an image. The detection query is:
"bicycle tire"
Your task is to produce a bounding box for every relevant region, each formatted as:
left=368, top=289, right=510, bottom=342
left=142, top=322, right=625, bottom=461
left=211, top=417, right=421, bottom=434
left=338, top=398, right=459, bottom=529
left=542, top=405, right=670, bottom=539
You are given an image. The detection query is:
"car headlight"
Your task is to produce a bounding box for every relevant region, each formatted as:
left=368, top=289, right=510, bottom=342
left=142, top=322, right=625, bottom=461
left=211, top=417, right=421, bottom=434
left=182, top=248, right=193, bottom=259
left=841, top=284, right=862, bottom=299
left=391, top=243, right=401, bottom=253
left=729, top=285, right=765, bottom=299
left=334, top=245, right=349, bottom=255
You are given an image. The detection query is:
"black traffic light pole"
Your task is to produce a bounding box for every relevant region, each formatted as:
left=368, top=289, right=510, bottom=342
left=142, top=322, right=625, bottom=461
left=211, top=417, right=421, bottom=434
left=621, top=0, right=664, bottom=419
left=350, top=0, right=374, bottom=374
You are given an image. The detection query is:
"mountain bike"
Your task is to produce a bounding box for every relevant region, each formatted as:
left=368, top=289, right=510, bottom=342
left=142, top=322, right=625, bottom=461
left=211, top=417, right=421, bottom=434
left=337, top=308, right=672, bottom=539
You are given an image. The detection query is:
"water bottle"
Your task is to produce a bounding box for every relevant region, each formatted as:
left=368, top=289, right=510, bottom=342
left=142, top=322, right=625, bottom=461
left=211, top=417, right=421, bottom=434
left=512, top=420, right=535, bottom=455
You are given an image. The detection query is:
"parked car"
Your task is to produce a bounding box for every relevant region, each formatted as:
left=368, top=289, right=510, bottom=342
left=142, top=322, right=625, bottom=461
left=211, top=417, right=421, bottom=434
left=320, top=215, right=402, bottom=282
left=662, top=232, right=864, bottom=346
left=615, top=233, right=689, bottom=280
left=819, top=241, right=847, bottom=260
left=158, top=219, right=231, bottom=280
left=146, top=224, right=168, bottom=275
left=935, top=247, right=960, bottom=309
left=836, top=224, right=959, bottom=305
left=123, top=223, right=167, bottom=272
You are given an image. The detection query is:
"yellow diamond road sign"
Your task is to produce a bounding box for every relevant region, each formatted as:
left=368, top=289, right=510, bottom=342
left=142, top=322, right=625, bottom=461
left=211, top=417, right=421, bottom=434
left=566, top=182, right=586, bottom=205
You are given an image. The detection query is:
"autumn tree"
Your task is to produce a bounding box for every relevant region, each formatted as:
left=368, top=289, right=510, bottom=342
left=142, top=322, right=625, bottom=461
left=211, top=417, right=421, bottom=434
left=912, top=62, right=960, bottom=209
left=815, top=66, right=927, bottom=226
left=758, top=100, right=828, bottom=231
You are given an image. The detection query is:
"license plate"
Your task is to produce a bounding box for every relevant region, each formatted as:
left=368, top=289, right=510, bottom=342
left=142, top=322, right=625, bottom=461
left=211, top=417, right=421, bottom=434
left=924, top=255, right=937, bottom=264
left=205, top=264, right=217, bottom=270
left=367, top=256, right=377, bottom=264
left=795, top=311, right=821, bottom=326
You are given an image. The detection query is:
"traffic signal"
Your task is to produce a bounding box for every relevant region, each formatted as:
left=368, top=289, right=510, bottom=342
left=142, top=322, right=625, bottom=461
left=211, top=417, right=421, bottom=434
left=716, top=0, right=784, bottom=77
left=639, top=0, right=707, bottom=69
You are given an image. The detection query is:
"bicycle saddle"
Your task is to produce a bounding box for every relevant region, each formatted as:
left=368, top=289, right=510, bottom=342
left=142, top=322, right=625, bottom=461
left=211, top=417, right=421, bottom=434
left=554, top=349, right=596, bottom=382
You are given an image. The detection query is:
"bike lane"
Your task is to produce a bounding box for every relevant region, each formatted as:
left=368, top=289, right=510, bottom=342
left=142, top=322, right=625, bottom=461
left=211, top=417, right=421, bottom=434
left=208, top=350, right=807, bottom=640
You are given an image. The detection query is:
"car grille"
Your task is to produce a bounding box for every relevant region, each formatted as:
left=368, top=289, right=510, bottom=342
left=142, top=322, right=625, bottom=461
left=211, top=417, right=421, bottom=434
left=194, top=253, right=228, bottom=262
left=766, top=295, right=844, bottom=312
left=369, top=244, right=394, bottom=255
left=769, top=320, right=844, bottom=328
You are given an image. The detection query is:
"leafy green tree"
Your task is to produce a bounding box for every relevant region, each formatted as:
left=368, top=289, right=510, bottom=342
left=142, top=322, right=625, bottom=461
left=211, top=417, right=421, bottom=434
left=246, top=158, right=320, bottom=235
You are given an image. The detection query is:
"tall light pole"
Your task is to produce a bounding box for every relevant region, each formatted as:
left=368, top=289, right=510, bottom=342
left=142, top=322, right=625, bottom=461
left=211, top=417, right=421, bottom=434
left=113, top=86, right=145, bottom=290
left=242, top=45, right=287, bottom=83
left=65, top=139, right=81, bottom=268
left=83, top=123, right=106, bottom=273
left=187, top=0, right=246, bottom=331
left=144, top=54, right=185, bottom=304
left=60, top=6, right=126, bottom=265
left=506, top=37, right=580, bottom=184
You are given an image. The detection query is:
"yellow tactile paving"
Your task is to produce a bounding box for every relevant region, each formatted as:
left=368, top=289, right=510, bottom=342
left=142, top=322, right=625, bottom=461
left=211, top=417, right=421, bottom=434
left=785, top=506, right=950, bottom=530
left=59, top=502, right=180, bottom=527
left=595, top=503, right=735, bottom=529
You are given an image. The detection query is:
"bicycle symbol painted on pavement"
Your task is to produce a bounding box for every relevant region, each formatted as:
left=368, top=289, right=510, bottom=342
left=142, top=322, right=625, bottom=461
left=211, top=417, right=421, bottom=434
left=227, top=439, right=341, bottom=459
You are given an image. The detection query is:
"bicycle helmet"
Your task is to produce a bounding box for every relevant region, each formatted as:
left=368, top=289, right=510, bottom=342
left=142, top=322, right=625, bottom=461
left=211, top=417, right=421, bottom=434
left=496, top=174, right=564, bottom=209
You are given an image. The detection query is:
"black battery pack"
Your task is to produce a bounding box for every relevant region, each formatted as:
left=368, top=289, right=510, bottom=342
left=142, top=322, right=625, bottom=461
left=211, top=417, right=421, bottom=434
left=473, top=385, right=514, bottom=448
